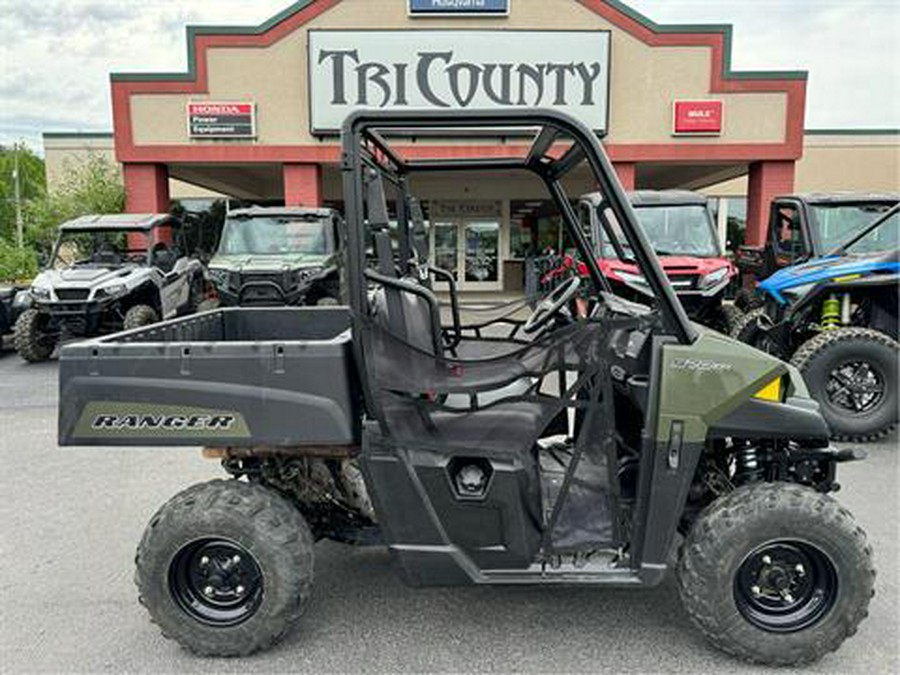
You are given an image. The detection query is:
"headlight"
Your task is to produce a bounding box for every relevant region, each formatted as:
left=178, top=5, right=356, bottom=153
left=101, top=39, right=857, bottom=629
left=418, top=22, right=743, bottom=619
left=617, top=270, right=647, bottom=286
left=103, top=283, right=127, bottom=297
left=699, top=266, right=729, bottom=290
left=30, top=286, right=50, bottom=299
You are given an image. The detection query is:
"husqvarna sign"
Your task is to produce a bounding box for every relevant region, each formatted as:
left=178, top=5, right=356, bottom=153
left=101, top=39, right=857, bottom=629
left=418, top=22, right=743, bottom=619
left=308, top=30, right=610, bottom=134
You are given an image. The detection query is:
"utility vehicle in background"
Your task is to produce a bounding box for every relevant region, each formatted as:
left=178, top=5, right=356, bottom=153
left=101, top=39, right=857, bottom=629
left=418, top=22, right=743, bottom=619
left=0, top=285, right=29, bottom=347
left=58, top=110, right=874, bottom=666
left=544, top=190, right=741, bottom=333
left=732, top=205, right=899, bottom=441
left=204, top=207, right=343, bottom=308
left=14, top=214, right=204, bottom=362
left=734, top=193, right=898, bottom=310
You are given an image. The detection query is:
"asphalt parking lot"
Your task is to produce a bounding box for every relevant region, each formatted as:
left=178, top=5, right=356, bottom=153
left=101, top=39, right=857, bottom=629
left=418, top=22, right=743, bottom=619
left=0, top=349, right=897, bottom=674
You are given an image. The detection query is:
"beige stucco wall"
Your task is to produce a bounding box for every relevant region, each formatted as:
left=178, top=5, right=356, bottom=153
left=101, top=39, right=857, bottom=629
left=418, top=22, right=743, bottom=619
left=128, top=0, right=788, bottom=148
left=703, top=133, right=900, bottom=197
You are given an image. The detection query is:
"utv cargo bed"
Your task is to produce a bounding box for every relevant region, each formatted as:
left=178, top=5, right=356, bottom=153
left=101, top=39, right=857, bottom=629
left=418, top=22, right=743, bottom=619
left=58, top=307, right=360, bottom=447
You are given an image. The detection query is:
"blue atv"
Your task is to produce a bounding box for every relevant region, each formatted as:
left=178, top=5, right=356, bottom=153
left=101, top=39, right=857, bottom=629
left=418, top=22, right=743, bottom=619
left=733, top=205, right=899, bottom=441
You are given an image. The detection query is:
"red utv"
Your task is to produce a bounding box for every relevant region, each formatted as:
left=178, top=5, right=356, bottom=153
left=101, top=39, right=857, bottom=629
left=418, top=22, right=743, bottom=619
left=542, top=190, right=742, bottom=333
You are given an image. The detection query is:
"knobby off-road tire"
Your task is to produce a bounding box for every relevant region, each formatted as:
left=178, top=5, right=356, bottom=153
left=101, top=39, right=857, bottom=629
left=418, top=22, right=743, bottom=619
left=135, top=479, right=314, bottom=657
left=710, top=303, right=744, bottom=336
left=13, top=308, right=55, bottom=362
left=728, top=306, right=788, bottom=358
left=123, top=304, right=159, bottom=330
left=791, top=327, right=898, bottom=442
left=678, top=482, right=874, bottom=666
left=734, top=287, right=763, bottom=312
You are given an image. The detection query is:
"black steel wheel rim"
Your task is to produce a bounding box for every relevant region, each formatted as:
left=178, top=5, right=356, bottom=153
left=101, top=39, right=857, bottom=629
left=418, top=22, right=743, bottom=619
left=826, top=359, right=885, bottom=414
left=733, top=540, right=838, bottom=633
left=169, top=538, right=264, bottom=627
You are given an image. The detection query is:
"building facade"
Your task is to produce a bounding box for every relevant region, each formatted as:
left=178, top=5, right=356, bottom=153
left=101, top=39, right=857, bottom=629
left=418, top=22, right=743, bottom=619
left=43, top=0, right=900, bottom=292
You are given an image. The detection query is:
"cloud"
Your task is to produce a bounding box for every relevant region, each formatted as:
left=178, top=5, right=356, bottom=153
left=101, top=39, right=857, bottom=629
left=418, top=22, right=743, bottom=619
left=1, top=0, right=897, bottom=150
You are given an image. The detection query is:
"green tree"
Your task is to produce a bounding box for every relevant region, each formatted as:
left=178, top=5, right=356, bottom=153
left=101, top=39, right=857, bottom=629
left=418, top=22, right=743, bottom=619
left=0, top=144, right=46, bottom=244
left=24, top=153, right=125, bottom=258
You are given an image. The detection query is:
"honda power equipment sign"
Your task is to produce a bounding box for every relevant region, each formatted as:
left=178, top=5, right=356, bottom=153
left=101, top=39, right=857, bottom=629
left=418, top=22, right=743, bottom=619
left=672, top=100, right=724, bottom=135
left=188, top=102, right=256, bottom=138
left=308, top=30, right=610, bottom=134
left=409, top=0, right=509, bottom=15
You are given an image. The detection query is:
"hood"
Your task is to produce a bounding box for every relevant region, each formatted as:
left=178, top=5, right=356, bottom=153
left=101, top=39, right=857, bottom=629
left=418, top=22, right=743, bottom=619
left=33, top=265, right=137, bottom=289
left=209, top=253, right=328, bottom=272
left=759, top=251, right=900, bottom=303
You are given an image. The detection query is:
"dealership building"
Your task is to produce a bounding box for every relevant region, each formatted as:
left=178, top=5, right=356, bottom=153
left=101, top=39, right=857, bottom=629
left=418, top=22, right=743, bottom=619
left=44, top=0, right=899, bottom=293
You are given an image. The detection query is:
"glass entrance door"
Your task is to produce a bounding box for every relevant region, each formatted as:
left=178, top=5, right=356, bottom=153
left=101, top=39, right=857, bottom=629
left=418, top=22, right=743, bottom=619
left=463, top=220, right=500, bottom=287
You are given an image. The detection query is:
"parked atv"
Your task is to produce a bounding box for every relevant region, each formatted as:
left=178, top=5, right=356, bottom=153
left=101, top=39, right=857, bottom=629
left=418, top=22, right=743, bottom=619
left=735, top=192, right=898, bottom=310
left=545, top=190, right=742, bottom=333
left=58, top=110, right=874, bottom=666
left=732, top=205, right=899, bottom=441
left=15, top=214, right=205, bottom=362
left=204, top=207, right=343, bottom=308
left=0, top=285, right=29, bottom=347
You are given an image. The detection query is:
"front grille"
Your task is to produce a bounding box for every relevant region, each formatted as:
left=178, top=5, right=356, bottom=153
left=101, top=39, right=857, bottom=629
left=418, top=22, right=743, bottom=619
left=55, top=289, right=90, bottom=301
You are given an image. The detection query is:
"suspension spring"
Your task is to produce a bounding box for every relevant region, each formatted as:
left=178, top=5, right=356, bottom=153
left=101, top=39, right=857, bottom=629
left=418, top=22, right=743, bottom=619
left=735, top=445, right=764, bottom=484
left=821, top=294, right=841, bottom=330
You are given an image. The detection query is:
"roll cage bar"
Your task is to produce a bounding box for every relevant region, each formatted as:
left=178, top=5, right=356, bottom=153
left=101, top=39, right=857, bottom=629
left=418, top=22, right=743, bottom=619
left=340, top=109, right=696, bottom=348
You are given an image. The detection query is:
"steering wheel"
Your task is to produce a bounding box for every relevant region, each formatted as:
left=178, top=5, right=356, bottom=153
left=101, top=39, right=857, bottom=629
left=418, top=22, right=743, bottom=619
left=523, top=276, right=582, bottom=335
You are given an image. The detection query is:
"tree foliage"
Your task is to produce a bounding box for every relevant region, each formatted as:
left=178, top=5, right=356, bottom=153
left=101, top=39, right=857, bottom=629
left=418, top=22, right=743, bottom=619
left=0, top=144, right=46, bottom=244
left=0, top=151, right=125, bottom=281
left=24, top=153, right=126, bottom=257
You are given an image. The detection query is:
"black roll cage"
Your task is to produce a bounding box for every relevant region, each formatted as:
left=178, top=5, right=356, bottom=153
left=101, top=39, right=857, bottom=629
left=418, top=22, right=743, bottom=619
left=340, top=110, right=696, bottom=400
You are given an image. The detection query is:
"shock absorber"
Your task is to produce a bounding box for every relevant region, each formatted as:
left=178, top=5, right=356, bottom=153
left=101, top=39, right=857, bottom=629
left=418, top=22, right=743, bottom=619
left=821, top=294, right=841, bottom=330
left=735, top=445, right=764, bottom=484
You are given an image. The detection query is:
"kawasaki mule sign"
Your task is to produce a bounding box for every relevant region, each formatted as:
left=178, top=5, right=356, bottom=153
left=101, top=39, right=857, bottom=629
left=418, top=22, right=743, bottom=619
left=308, top=30, right=610, bottom=134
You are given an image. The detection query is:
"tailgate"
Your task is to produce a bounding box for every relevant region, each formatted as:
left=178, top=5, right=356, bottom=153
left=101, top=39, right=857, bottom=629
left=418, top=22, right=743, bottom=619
left=58, top=307, right=361, bottom=447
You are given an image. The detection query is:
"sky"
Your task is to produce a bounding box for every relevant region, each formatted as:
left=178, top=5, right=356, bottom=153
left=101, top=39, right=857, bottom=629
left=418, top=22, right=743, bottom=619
left=1, top=0, right=898, bottom=150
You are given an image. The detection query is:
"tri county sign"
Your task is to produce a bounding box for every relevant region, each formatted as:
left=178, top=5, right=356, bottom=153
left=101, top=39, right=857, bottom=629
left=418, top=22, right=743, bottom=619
left=308, top=30, right=610, bottom=134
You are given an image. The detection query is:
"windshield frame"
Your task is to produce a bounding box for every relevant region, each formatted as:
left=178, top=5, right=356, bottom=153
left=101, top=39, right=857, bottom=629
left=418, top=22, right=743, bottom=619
left=613, top=203, right=721, bottom=259
left=809, top=201, right=899, bottom=254
left=828, top=203, right=900, bottom=256
left=217, top=215, right=334, bottom=257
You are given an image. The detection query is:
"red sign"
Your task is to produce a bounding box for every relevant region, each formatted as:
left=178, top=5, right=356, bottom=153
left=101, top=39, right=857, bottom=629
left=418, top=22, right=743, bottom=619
left=673, top=100, right=724, bottom=135
left=187, top=102, right=255, bottom=138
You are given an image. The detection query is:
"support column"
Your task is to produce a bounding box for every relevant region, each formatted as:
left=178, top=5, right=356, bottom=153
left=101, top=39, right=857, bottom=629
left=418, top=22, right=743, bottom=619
left=123, top=163, right=170, bottom=213
left=284, top=163, right=323, bottom=207
left=745, top=161, right=795, bottom=246
left=613, top=162, right=636, bottom=191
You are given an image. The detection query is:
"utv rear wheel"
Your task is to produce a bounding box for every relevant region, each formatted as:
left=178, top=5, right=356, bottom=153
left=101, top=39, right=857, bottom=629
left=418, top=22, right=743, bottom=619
left=135, top=479, right=314, bottom=656
left=792, top=327, right=898, bottom=441
left=124, top=304, right=159, bottom=330
left=13, top=309, right=55, bottom=362
left=678, top=482, right=874, bottom=666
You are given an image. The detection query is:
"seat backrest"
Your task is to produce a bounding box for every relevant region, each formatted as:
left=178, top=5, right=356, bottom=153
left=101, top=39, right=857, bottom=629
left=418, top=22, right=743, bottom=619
left=370, top=231, right=442, bottom=355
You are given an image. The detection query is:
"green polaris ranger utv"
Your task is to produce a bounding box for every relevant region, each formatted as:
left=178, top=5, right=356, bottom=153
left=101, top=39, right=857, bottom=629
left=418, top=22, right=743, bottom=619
left=57, top=110, right=874, bottom=666
left=204, top=206, right=343, bottom=308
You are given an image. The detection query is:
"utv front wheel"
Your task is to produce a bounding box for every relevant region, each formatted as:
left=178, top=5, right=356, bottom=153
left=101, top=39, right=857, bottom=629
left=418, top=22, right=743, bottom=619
left=678, top=483, right=874, bottom=666
left=709, top=303, right=743, bottom=335
left=13, top=309, right=55, bottom=362
left=124, top=304, right=159, bottom=330
left=792, top=327, right=898, bottom=441
left=135, top=480, right=314, bottom=656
